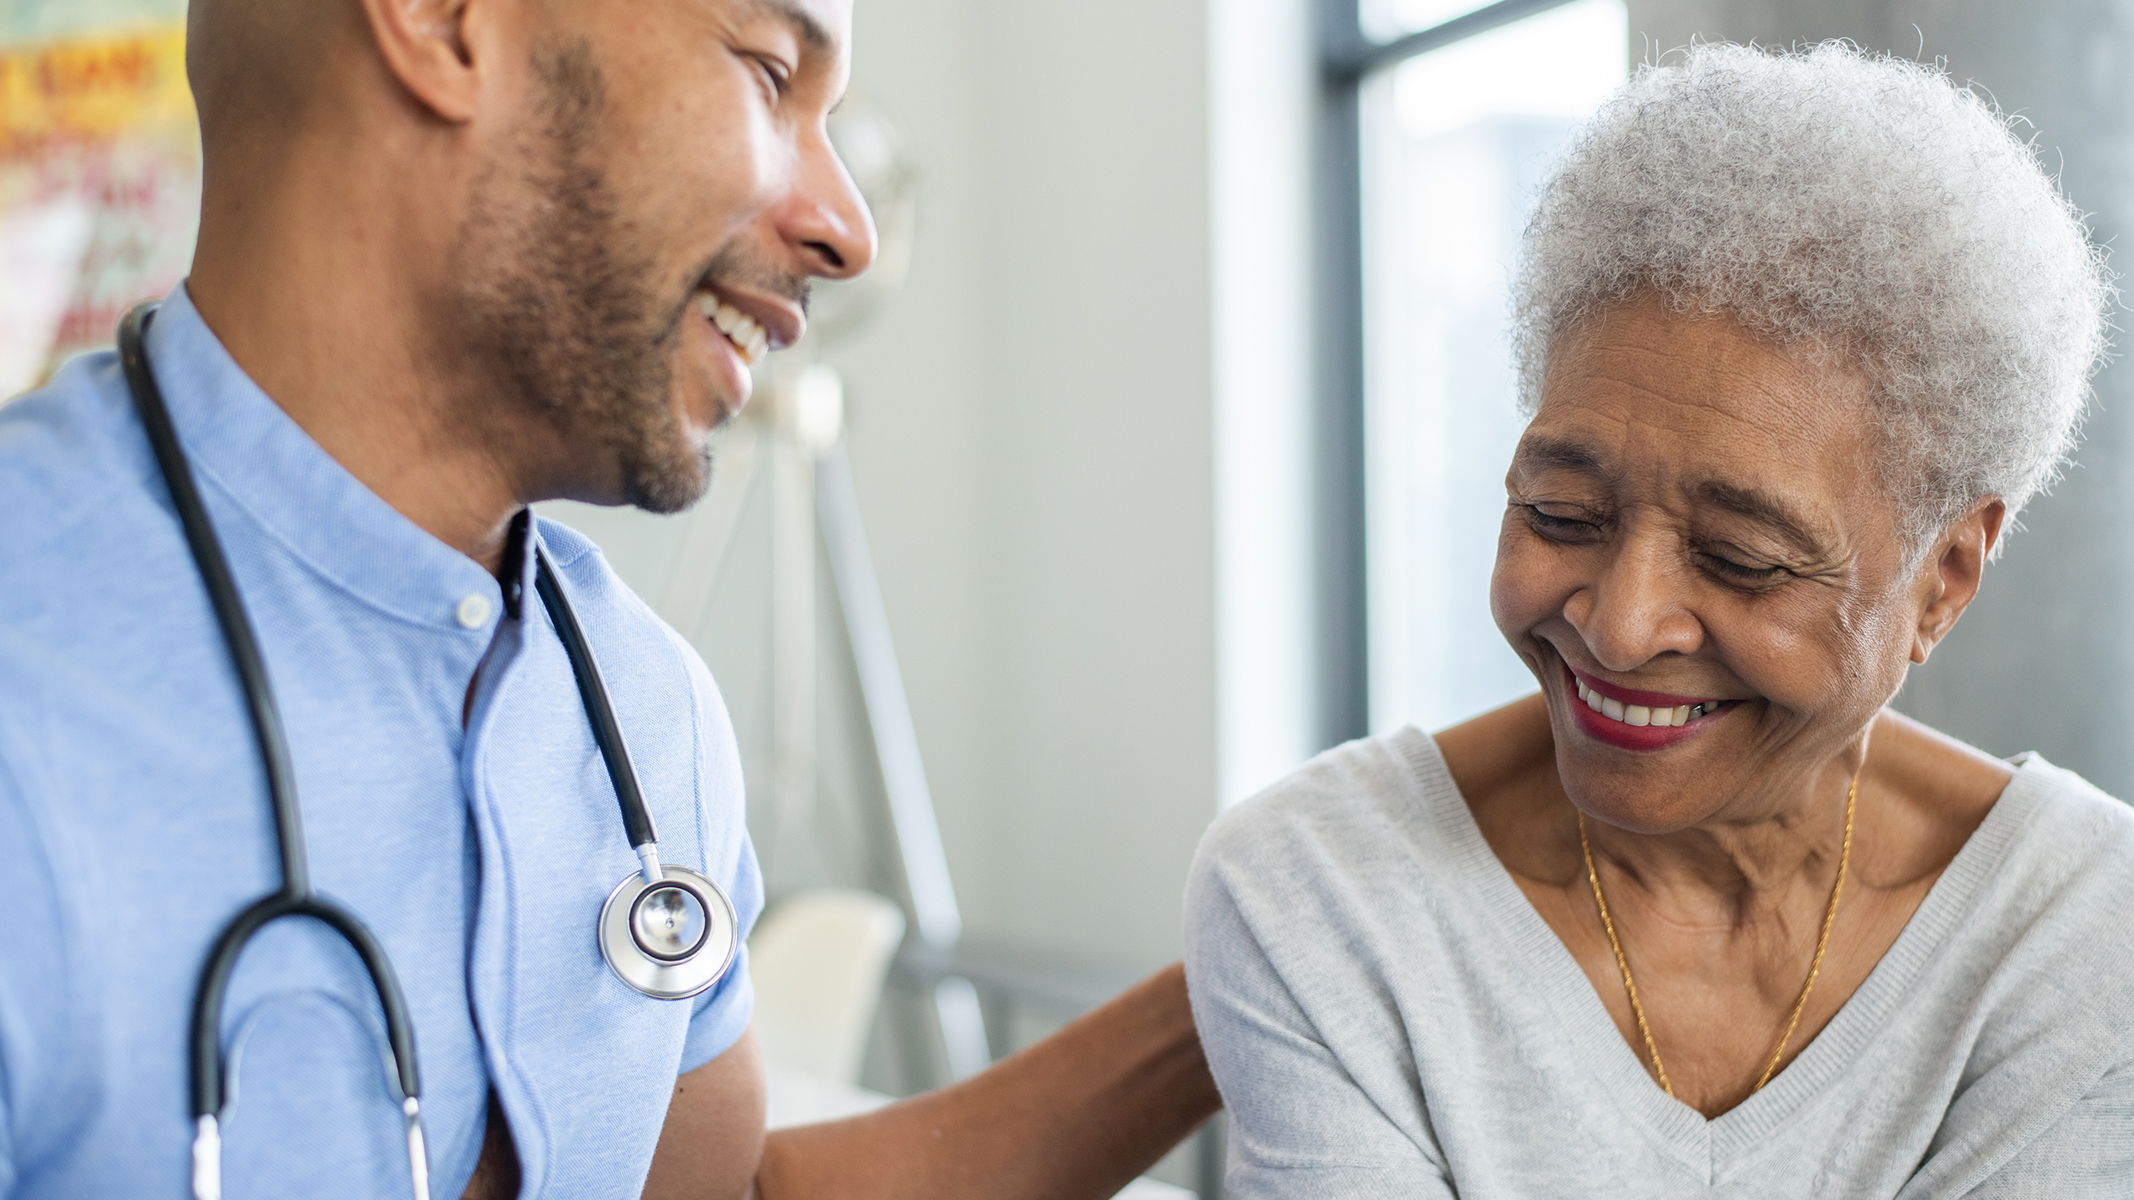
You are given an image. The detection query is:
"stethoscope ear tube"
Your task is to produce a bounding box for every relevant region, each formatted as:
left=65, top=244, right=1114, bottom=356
left=187, top=894, right=425, bottom=1120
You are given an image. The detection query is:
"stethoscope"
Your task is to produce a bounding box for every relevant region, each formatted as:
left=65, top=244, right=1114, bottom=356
left=116, top=303, right=739, bottom=1200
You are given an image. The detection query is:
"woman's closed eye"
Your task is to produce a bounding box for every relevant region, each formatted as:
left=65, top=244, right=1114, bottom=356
left=1695, top=547, right=1788, bottom=584
left=1518, top=502, right=1608, bottom=541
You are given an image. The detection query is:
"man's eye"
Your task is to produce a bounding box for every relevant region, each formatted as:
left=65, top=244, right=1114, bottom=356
left=751, top=55, right=791, bottom=98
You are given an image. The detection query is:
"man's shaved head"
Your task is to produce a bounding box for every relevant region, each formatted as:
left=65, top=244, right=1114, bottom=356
left=186, top=0, right=353, bottom=154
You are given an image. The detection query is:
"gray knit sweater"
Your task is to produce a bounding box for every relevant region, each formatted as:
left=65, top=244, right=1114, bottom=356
left=1184, top=728, right=2134, bottom=1198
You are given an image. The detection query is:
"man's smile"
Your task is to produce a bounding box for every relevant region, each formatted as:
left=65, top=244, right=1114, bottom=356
left=695, top=290, right=770, bottom=366
left=692, top=280, right=806, bottom=366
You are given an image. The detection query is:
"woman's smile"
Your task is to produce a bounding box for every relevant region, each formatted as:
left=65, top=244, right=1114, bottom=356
left=1560, top=661, right=1731, bottom=750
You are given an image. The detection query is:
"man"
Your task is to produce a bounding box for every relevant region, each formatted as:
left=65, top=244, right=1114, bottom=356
left=0, top=0, right=1219, bottom=1195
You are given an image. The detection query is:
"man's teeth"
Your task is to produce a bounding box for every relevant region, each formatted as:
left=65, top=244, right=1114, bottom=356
left=696, top=293, right=771, bottom=366
left=1573, top=676, right=1714, bottom=728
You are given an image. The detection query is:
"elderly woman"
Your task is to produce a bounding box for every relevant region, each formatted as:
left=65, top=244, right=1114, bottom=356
left=1185, top=43, right=2131, bottom=1198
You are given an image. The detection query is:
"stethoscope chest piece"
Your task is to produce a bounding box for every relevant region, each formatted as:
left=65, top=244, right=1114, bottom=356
left=599, top=863, right=738, bottom=1000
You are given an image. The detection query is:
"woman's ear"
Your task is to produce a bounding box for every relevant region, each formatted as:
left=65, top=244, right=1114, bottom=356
left=1912, top=497, right=2005, bottom=664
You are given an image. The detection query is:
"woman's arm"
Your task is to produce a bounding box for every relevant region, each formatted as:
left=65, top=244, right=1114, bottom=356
left=1184, top=842, right=1454, bottom=1199
left=1929, top=1064, right=2134, bottom=1199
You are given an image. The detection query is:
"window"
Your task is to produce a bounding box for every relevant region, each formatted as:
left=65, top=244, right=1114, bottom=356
left=1336, top=0, right=1626, bottom=734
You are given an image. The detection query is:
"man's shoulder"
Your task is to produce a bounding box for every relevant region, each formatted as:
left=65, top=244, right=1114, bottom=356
left=0, top=352, right=177, bottom=691
left=533, top=516, right=716, bottom=688
left=0, top=350, right=155, bottom=551
left=529, top=516, right=756, bottom=934
left=531, top=514, right=739, bottom=772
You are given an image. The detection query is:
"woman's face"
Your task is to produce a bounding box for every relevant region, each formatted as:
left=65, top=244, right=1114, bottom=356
left=1493, top=297, right=1943, bottom=831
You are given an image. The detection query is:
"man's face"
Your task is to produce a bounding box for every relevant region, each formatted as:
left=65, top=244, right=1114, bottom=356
left=448, top=0, right=873, bottom=512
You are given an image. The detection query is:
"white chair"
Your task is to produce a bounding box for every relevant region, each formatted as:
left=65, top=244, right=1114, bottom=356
left=749, top=888, right=906, bottom=1086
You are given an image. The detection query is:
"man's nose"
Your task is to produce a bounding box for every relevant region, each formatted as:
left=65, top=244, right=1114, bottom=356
left=782, top=127, right=877, bottom=282
left=1562, top=535, right=1704, bottom=672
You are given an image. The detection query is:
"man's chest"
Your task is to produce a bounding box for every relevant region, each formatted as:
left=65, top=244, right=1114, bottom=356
left=5, top=616, right=714, bottom=1199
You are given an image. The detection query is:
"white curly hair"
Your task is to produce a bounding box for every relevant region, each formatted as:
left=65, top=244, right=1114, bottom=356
left=1512, top=41, right=2113, bottom=551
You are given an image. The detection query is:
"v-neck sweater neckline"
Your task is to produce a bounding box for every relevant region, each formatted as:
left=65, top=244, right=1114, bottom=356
left=1389, top=725, right=2045, bottom=1177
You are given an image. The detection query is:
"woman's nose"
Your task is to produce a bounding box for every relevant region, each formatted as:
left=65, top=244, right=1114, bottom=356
left=1562, top=538, right=1704, bottom=671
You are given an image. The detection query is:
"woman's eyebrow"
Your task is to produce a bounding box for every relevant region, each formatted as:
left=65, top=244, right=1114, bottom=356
left=1695, top=480, right=1828, bottom=553
left=1509, top=435, right=1608, bottom=477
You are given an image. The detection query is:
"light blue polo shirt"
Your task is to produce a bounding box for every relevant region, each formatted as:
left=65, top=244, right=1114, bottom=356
left=0, top=286, right=763, bottom=1198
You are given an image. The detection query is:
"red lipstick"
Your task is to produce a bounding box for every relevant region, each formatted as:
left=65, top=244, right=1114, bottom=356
left=1562, top=662, right=1726, bottom=752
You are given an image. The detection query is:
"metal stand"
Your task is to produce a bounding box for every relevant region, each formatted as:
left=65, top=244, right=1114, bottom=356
left=813, top=435, right=993, bottom=1080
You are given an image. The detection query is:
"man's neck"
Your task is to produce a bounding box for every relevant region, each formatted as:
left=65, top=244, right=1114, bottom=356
left=187, top=139, right=520, bottom=576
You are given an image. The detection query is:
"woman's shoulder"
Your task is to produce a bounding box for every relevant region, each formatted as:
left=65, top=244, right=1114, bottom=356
left=1183, top=724, right=1529, bottom=1004
left=1183, top=732, right=1480, bottom=1185
left=1988, top=752, right=2134, bottom=905
left=1906, top=752, right=2134, bottom=1154
left=1192, top=726, right=1464, bottom=888
left=1918, top=750, right=2134, bottom=1061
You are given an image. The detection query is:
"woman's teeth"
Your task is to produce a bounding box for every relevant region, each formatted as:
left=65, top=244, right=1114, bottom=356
left=1573, top=676, right=1714, bottom=728
left=697, top=293, right=770, bottom=366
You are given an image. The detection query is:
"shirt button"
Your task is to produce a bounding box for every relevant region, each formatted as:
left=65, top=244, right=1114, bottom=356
left=456, top=593, right=493, bottom=629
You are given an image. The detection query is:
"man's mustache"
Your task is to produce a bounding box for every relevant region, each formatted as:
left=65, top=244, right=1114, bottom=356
left=691, top=247, right=812, bottom=314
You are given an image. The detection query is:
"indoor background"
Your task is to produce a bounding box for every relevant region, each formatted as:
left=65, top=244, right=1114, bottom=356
left=5, top=0, right=2128, bottom=1194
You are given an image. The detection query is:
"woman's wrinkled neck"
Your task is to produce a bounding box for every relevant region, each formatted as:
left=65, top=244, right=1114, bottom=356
left=1445, top=698, right=2009, bottom=926
left=1585, top=722, right=1870, bottom=916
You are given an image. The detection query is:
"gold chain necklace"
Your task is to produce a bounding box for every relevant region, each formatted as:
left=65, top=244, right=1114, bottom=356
left=1576, top=773, right=1857, bottom=1098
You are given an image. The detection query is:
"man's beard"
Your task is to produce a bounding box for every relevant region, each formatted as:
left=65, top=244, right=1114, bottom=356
left=445, top=40, right=711, bottom=515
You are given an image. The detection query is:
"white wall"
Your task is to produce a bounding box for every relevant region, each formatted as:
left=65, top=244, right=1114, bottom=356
left=800, top=0, right=1228, bottom=966
left=826, top=0, right=1320, bottom=962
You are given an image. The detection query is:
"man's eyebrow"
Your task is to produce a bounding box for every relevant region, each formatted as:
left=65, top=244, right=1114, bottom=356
left=1695, top=480, right=1828, bottom=553
left=742, top=0, right=833, bottom=52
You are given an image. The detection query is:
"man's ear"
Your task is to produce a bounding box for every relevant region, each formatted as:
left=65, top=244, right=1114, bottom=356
left=1912, top=497, right=2005, bottom=665
left=357, top=0, right=491, bottom=124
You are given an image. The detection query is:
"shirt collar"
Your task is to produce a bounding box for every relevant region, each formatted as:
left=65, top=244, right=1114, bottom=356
left=141, top=282, right=508, bottom=632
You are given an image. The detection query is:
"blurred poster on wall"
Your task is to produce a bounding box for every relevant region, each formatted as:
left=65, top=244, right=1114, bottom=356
left=0, top=21, right=198, bottom=400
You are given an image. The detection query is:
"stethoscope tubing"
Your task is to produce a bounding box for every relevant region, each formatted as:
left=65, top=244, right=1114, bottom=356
left=117, top=304, right=312, bottom=900
left=188, top=892, right=422, bottom=1113
left=533, top=548, right=659, bottom=852
left=119, top=299, right=730, bottom=1199
left=118, top=303, right=427, bottom=1124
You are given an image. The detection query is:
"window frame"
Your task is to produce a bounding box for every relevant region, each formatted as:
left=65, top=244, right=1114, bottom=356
left=1310, top=0, right=1588, bottom=744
